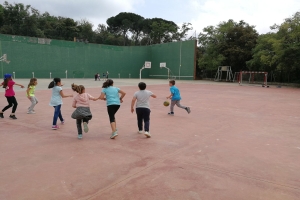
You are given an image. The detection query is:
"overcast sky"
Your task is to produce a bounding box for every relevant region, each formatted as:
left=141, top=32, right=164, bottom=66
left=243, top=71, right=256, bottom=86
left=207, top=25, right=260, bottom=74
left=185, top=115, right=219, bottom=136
left=9, top=0, right=300, bottom=36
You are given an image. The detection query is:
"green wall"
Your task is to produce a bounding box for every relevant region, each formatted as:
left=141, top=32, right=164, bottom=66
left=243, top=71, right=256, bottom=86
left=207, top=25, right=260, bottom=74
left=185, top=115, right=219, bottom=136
left=0, top=34, right=195, bottom=80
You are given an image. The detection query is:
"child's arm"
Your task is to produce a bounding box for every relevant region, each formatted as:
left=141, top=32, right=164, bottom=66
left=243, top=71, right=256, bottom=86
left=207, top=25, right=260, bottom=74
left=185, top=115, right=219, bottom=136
left=98, top=93, right=106, bottom=100
left=88, top=94, right=98, bottom=101
left=72, top=99, right=76, bottom=108
left=151, top=94, right=157, bottom=98
left=60, top=90, right=73, bottom=98
left=15, top=83, right=25, bottom=88
left=166, top=93, right=172, bottom=99
left=131, top=97, right=137, bottom=113
left=26, top=88, right=31, bottom=99
left=119, top=90, right=126, bottom=103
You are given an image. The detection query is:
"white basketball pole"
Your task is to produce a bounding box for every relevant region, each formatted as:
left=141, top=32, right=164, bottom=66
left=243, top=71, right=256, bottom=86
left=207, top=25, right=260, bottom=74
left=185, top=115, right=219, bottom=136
left=139, top=65, right=145, bottom=81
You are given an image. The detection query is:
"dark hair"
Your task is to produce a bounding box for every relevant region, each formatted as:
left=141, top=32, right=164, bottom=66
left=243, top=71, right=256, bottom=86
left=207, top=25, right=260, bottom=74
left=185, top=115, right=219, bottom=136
left=102, top=79, right=113, bottom=88
left=2, top=78, right=11, bottom=88
left=48, top=78, right=61, bottom=89
left=71, top=83, right=85, bottom=94
left=28, top=78, right=37, bottom=88
left=169, top=80, right=175, bottom=85
left=138, top=82, right=146, bottom=90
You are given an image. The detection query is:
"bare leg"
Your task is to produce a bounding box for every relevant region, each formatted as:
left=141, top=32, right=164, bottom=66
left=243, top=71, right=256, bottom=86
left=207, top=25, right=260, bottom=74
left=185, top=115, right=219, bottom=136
left=110, top=122, right=117, bottom=132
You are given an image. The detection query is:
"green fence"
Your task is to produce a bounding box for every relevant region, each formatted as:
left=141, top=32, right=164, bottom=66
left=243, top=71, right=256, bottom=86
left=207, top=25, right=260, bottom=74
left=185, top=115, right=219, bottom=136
left=0, top=34, right=196, bottom=80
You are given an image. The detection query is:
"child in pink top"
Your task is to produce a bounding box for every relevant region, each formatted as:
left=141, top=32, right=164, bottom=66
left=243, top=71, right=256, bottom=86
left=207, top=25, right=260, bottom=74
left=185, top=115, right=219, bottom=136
left=0, top=74, right=25, bottom=119
left=71, top=83, right=97, bottom=139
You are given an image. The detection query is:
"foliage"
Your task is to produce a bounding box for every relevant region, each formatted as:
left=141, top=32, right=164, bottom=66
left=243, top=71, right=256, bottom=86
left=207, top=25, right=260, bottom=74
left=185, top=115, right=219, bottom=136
left=0, top=2, right=194, bottom=46
left=197, top=20, right=258, bottom=72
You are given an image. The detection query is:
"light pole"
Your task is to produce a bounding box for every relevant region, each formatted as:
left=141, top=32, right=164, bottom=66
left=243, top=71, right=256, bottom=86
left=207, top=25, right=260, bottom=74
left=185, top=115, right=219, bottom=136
left=179, top=41, right=182, bottom=80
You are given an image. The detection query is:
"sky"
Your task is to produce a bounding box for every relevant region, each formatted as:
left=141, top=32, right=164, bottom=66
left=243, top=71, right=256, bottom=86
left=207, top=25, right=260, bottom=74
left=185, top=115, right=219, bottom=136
left=7, top=0, right=300, bottom=36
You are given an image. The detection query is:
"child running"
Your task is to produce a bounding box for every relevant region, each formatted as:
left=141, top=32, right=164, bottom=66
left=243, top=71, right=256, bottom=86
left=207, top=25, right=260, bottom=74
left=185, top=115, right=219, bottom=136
left=98, top=79, right=126, bottom=139
left=166, top=80, right=191, bottom=115
left=0, top=74, right=25, bottom=119
left=26, top=78, right=38, bottom=114
left=71, top=83, right=97, bottom=139
left=48, top=78, right=73, bottom=130
left=131, top=82, right=156, bottom=138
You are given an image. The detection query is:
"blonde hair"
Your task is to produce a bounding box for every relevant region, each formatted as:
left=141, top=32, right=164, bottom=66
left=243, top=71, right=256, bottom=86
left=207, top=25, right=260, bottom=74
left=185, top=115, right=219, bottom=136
left=28, top=78, right=37, bottom=88
left=71, top=83, right=85, bottom=94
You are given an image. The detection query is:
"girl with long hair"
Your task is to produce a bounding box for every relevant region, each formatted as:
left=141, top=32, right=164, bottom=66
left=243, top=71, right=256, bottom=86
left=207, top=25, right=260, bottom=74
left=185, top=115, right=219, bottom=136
left=48, top=78, right=73, bottom=130
left=98, top=79, right=126, bottom=139
left=71, top=83, right=97, bottom=139
left=26, top=78, right=38, bottom=114
left=0, top=74, right=25, bottom=119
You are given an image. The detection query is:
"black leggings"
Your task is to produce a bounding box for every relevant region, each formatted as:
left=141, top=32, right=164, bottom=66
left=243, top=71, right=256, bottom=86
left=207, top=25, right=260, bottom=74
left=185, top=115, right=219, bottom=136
left=76, top=116, right=92, bottom=134
left=2, top=96, right=18, bottom=113
left=107, top=105, right=120, bottom=123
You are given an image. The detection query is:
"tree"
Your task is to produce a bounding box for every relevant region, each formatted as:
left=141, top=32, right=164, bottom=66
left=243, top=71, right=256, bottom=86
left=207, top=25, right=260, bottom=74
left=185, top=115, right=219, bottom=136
left=77, top=19, right=95, bottom=43
left=107, top=12, right=144, bottom=46
left=197, top=20, right=258, bottom=72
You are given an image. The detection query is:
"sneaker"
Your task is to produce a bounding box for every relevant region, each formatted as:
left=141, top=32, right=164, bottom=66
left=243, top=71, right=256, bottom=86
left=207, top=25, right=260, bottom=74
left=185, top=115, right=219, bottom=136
left=61, top=121, right=65, bottom=125
left=168, top=112, right=174, bottom=115
left=9, top=115, right=17, bottom=120
left=144, top=131, right=151, bottom=138
left=78, top=134, right=83, bottom=139
left=83, top=122, right=89, bottom=133
left=110, top=131, right=118, bottom=139
left=27, top=111, right=35, bottom=114
left=138, top=130, right=143, bottom=134
left=52, top=125, right=59, bottom=130
left=0, top=113, right=3, bottom=118
left=185, top=107, right=191, bottom=114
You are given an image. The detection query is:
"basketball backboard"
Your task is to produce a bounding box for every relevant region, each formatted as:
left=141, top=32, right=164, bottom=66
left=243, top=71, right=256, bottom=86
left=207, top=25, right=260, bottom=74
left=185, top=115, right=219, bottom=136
left=160, top=62, right=166, bottom=68
left=145, top=61, right=151, bottom=68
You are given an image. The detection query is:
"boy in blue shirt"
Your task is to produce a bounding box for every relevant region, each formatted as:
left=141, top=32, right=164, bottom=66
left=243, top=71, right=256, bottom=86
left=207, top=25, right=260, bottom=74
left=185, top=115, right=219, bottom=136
left=166, top=80, right=191, bottom=115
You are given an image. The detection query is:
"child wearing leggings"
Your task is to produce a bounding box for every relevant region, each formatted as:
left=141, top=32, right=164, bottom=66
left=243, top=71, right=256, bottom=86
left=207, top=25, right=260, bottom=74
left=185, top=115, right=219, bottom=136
left=0, top=74, right=25, bottom=119
left=71, top=83, right=97, bottom=139
left=98, top=79, right=126, bottom=139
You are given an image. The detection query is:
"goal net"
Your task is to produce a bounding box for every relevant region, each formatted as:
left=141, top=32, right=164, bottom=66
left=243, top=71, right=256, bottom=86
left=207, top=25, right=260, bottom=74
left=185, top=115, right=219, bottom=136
left=237, top=71, right=268, bottom=87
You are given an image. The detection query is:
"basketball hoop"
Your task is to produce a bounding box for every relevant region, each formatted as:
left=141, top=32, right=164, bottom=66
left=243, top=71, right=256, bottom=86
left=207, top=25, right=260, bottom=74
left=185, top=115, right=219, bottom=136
left=1, top=54, right=11, bottom=79
left=0, top=54, right=10, bottom=64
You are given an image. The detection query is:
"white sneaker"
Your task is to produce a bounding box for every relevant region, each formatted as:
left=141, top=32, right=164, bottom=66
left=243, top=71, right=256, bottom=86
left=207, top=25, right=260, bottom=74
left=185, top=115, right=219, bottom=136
left=27, top=111, right=35, bottom=114
left=138, top=130, right=143, bottom=134
left=144, top=131, right=151, bottom=138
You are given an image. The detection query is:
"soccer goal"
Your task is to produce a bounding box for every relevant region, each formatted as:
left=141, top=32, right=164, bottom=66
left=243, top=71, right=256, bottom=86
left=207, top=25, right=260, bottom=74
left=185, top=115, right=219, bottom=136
left=238, top=71, right=268, bottom=87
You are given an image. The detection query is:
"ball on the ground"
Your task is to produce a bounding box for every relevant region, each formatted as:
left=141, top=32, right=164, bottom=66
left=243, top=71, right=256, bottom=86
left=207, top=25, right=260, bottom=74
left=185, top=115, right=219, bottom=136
left=163, top=101, right=170, bottom=107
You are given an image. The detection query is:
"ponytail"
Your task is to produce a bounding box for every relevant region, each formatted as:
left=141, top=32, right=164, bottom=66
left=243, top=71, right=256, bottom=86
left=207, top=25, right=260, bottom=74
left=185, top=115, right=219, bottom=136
left=102, top=79, right=113, bottom=88
left=71, top=83, right=85, bottom=94
left=48, top=78, right=61, bottom=89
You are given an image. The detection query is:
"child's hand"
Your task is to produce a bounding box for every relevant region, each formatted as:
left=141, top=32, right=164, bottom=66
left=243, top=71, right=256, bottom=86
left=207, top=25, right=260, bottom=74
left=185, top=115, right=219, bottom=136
left=21, top=85, right=24, bottom=88
left=131, top=108, right=134, bottom=113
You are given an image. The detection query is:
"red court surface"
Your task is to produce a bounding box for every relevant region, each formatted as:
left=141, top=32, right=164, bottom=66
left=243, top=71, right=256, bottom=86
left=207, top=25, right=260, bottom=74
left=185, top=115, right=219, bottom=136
left=0, top=80, right=300, bottom=200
